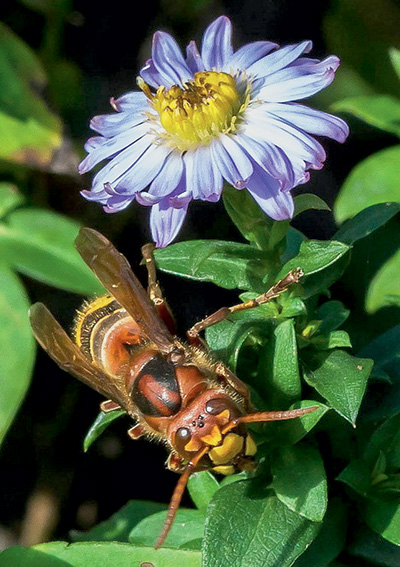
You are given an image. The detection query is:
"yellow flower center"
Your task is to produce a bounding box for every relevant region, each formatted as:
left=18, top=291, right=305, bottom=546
left=139, top=71, right=246, bottom=151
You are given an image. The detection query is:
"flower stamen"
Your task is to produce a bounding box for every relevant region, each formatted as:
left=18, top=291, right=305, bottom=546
left=139, top=71, right=246, bottom=150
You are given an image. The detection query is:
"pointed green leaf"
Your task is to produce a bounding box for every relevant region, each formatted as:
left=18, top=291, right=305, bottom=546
left=335, top=203, right=400, bottom=244
left=203, top=481, right=321, bottom=567
left=316, top=301, right=350, bottom=333
left=0, top=183, right=24, bottom=218
left=332, top=95, right=400, bottom=138
left=336, top=459, right=372, bottom=497
left=271, top=444, right=327, bottom=522
left=304, top=350, right=373, bottom=424
left=0, top=208, right=104, bottom=295
left=257, top=319, right=301, bottom=406
left=0, top=541, right=201, bottom=567
left=83, top=410, right=126, bottom=452
left=0, top=267, right=35, bottom=445
left=154, top=240, right=273, bottom=292
left=311, top=330, right=352, bottom=350
left=364, top=499, right=400, bottom=546
left=293, top=194, right=331, bottom=216
left=278, top=240, right=351, bottom=279
left=188, top=471, right=220, bottom=513
left=335, top=145, right=400, bottom=223
left=269, top=400, right=329, bottom=446
left=129, top=509, right=205, bottom=549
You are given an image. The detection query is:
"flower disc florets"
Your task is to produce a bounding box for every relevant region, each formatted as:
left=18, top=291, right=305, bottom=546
left=141, top=71, right=246, bottom=150
left=79, top=15, right=349, bottom=248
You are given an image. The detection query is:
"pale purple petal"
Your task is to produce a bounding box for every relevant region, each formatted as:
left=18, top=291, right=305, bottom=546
left=79, top=122, right=149, bottom=173
left=248, top=40, right=312, bottom=80
left=112, top=143, right=172, bottom=194
left=184, top=146, right=223, bottom=200
left=150, top=197, right=190, bottom=248
left=235, top=133, right=295, bottom=190
left=103, top=194, right=134, bottom=213
left=89, top=110, right=146, bottom=138
left=246, top=163, right=295, bottom=220
left=245, top=107, right=326, bottom=167
left=140, top=58, right=164, bottom=89
left=152, top=31, right=193, bottom=87
left=265, top=102, right=349, bottom=142
left=110, top=91, right=149, bottom=112
left=147, top=151, right=184, bottom=198
left=229, top=41, right=279, bottom=71
left=186, top=41, right=205, bottom=73
left=89, top=133, right=154, bottom=192
left=201, top=16, right=233, bottom=70
left=259, top=60, right=338, bottom=102
left=211, top=135, right=253, bottom=189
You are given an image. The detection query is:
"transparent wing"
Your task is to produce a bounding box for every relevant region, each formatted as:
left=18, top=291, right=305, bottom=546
left=29, top=302, right=135, bottom=414
left=75, top=227, right=174, bottom=353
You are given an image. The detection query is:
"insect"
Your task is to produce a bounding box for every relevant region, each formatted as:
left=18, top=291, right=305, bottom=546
left=29, top=228, right=317, bottom=548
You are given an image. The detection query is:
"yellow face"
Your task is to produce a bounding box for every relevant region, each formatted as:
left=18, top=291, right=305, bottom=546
left=169, top=390, right=257, bottom=475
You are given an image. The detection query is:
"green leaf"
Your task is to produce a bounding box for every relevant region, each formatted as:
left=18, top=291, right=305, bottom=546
left=0, top=183, right=24, bottom=218
left=129, top=509, right=205, bottom=549
left=293, top=194, right=331, bottom=217
left=187, top=471, right=220, bottom=513
left=0, top=541, right=201, bottom=567
left=83, top=410, right=126, bottom=452
left=363, top=413, right=400, bottom=471
left=0, top=208, right=104, bottom=295
left=364, top=499, right=400, bottom=546
left=271, top=444, right=327, bottom=522
left=299, top=255, right=350, bottom=299
left=203, top=481, right=321, bottom=567
left=332, top=95, right=400, bottom=137
left=335, top=203, right=400, bottom=245
left=349, top=525, right=400, bottom=567
left=205, top=307, right=276, bottom=369
left=316, top=301, right=350, bottom=333
left=366, top=246, right=400, bottom=313
left=389, top=47, right=400, bottom=81
left=270, top=401, right=329, bottom=446
left=0, top=267, right=35, bottom=445
left=0, top=22, right=62, bottom=168
left=293, top=499, right=347, bottom=567
left=311, top=330, right=352, bottom=350
left=335, top=145, right=400, bottom=223
left=222, top=184, right=272, bottom=249
left=278, top=240, right=351, bottom=280
left=303, top=350, right=373, bottom=425
left=154, top=240, right=273, bottom=292
left=71, top=500, right=167, bottom=543
left=281, top=227, right=306, bottom=265
left=336, top=459, right=372, bottom=497
left=257, top=319, right=301, bottom=406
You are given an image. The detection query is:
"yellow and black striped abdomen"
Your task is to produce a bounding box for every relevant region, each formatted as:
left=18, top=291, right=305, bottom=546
left=74, top=295, right=144, bottom=376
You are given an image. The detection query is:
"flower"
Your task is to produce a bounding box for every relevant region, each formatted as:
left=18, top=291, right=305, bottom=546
left=79, top=16, right=349, bottom=247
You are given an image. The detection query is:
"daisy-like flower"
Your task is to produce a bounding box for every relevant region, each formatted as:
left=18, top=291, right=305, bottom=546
left=79, top=16, right=349, bottom=247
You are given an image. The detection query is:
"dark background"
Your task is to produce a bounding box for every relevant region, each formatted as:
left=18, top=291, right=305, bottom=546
left=0, top=0, right=397, bottom=549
